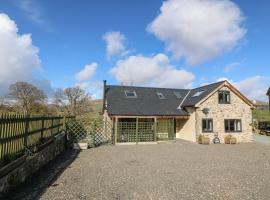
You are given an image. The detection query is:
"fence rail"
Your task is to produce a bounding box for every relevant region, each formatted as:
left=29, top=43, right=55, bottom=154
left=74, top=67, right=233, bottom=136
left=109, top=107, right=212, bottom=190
left=0, top=114, right=74, bottom=161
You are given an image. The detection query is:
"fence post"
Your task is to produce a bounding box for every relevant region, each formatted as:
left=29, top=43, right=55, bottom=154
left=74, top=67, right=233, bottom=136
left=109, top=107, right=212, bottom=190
left=63, top=116, right=66, bottom=132
left=154, top=118, right=157, bottom=142
left=136, top=118, right=138, bottom=144
left=24, top=115, right=30, bottom=148
left=51, top=118, right=54, bottom=137
left=41, top=117, right=44, bottom=139
left=0, top=114, right=3, bottom=159
left=114, top=117, right=118, bottom=144
left=172, top=119, right=175, bottom=140
left=93, top=120, right=97, bottom=146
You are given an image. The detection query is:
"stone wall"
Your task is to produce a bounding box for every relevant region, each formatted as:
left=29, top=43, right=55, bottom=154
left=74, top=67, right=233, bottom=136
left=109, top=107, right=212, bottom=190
left=0, top=133, right=67, bottom=196
left=195, top=85, right=253, bottom=143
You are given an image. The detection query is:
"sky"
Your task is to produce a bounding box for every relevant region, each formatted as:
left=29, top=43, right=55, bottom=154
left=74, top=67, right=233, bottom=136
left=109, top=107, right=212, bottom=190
left=0, top=0, right=270, bottom=101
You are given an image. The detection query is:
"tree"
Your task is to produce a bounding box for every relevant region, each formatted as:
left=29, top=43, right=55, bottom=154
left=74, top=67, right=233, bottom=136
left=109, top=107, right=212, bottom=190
left=53, top=86, right=92, bottom=115
left=9, top=82, right=47, bottom=115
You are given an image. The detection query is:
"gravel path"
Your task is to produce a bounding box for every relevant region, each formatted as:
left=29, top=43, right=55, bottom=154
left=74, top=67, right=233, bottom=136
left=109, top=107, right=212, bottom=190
left=7, top=140, right=270, bottom=200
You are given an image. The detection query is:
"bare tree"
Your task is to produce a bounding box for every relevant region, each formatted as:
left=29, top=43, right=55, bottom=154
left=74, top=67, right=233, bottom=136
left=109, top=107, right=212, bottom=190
left=53, top=86, right=91, bottom=115
left=9, top=82, right=47, bottom=115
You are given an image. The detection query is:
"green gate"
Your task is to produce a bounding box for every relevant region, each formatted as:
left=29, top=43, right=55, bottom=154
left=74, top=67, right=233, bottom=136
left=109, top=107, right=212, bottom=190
left=117, top=122, right=155, bottom=143
left=156, top=119, right=175, bottom=141
left=116, top=119, right=175, bottom=143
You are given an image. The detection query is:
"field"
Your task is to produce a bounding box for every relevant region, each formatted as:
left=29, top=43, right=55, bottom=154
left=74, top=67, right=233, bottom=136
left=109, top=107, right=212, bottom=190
left=77, top=99, right=103, bottom=122
left=252, top=109, right=270, bottom=122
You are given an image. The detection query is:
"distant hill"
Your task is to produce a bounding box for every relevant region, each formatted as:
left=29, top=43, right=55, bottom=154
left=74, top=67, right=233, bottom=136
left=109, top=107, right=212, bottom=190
left=252, top=100, right=268, bottom=110
left=78, top=99, right=103, bottom=122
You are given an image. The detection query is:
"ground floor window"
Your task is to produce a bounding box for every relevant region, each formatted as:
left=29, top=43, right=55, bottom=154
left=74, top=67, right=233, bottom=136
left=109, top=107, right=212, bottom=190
left=225, top=119, right=242, bottom=132
left=202, top=119, right=213, bottom=132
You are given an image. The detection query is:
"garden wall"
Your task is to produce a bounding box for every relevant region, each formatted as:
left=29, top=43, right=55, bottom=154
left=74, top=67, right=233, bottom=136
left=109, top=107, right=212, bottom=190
left=0, top=133, right=67, bottom=197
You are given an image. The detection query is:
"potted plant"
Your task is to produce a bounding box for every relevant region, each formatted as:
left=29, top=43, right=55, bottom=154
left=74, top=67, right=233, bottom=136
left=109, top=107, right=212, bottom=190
left=224, top=135, right=232, bottom=144
left=73, top=139, right=89, bottom=150
left=202, top=136, right=210, bottom=145
left=198, top=134, right=203, bottom=144
left=230, top=136, right=237, bottom=144
left=198, top=135, right=210, bottom=145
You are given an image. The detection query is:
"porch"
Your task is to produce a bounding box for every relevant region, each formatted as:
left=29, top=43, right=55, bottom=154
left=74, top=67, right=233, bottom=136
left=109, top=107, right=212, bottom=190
left=112, top=116, right=189, bottom=144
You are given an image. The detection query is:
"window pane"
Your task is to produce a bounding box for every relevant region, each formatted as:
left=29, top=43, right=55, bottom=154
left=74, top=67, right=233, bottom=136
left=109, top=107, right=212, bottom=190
left=202, top=120, right=207, bottom=131
left=219, top=91, right=230, bottom=103
left=225, top=119, right=241, bottom=132
left=229, top=120, right=234, bottom=131
left=236, top=120, right=241, bottom=131
left=125, top=90, right=137, bottom=98
left=219, top=92, right=224, bottom=103
left=208, top=120, right=213, bottom=131
left=202, top=119, right=213, bottom=132
left=226, top=93, right=230, bottom=103
left=225, top=120, right=229, bottom=131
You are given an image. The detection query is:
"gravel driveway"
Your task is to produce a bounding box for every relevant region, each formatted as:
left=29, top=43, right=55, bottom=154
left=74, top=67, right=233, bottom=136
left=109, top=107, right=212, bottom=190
left=8, top=140, right=270, bottom=200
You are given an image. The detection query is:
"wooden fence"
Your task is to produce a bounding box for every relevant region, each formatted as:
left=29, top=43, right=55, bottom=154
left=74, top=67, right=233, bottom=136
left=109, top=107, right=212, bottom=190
left=0, top=114, right=74, bottom=161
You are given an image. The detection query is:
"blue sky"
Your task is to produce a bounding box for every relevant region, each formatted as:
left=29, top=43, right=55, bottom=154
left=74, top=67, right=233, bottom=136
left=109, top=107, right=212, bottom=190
left=0, top=0, right=269, bottom=100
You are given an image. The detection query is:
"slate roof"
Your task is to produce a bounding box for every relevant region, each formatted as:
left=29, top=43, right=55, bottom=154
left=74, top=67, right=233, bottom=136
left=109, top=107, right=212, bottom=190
left=105, top=81, right=225, bottom=116
left=181, top=81, right=225, bottom=107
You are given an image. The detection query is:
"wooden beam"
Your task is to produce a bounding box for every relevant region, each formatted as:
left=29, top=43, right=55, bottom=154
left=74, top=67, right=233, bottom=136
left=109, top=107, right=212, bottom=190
left=136, top=118, right=138, bottom=144
left=154, top=117, right=157, bottom=141
left=114, top=117, right=118, bottom=144
left=110, top=115, right=189, bottom=119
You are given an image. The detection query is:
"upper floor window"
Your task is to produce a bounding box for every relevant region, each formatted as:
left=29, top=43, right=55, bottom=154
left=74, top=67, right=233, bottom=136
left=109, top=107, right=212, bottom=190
left=157, top=92, right=165, bottom=99
left=219, top=91, right=230, bottom=104
left=225, top=119, right=242, bottom=132
left=125, top=90, right=137, bottom=98
left=202, top=119, right=213, bottom=132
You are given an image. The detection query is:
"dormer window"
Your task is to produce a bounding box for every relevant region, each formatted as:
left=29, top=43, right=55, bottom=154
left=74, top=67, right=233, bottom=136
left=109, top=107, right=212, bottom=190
left=125, top=90, right=137, bottom=98
left=157, top=92, right=165, bottom=99
left=192, top=90, right=205, bottom=97
left=219, top=91, right=230, bottom=104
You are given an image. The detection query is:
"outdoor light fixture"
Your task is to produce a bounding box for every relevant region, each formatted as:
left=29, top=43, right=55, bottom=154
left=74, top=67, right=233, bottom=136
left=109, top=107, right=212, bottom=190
left=202, top=108, right=210, bottom=114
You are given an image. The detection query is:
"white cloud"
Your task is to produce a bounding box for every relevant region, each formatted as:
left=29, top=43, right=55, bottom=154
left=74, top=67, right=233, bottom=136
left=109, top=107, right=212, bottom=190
left=216, top=77, right=233, bottom=83
left=0, top=13, right=42, bottom=94
left=214, top=76, right=270, bottom=101
left=75, top=63, right=100, bottom=99
left=223, top=62, right=241, bottom=73
left=75, top=63, right=97, bottom=82
left=103, top=31, right=127, bottom=57
left=110, top=53, right=195, bottom=88
left=14, top=0, right=49, bottom=29
left=223, top=58, right=246, bottom=73
left=234, top=76, right=270, bottom=101
left=147, top=0, right=246, bottom=65
left=76, top=81, right=103, bottom=99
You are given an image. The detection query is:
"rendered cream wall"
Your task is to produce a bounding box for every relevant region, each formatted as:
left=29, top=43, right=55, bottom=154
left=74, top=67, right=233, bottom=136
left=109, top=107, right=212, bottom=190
left=176, top=107, right=196, bottom=142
